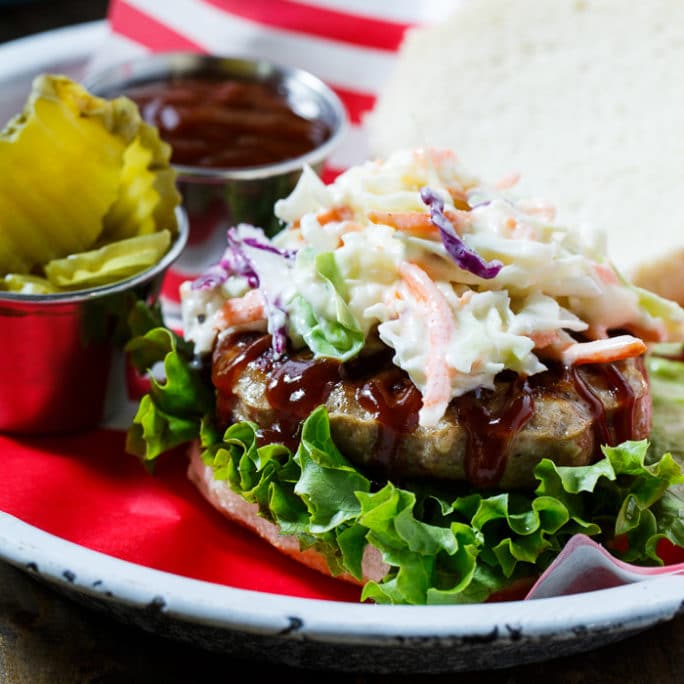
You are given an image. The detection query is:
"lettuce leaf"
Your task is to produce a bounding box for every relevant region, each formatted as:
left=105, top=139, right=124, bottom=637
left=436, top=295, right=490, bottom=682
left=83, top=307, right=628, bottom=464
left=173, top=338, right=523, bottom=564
left=195, top=409, right=684, bottom=605
left=125, top=326, right=212, bottom=465
left=288, top=251, right=364, bottom=361
left=646, top=352, right=684, bottom=464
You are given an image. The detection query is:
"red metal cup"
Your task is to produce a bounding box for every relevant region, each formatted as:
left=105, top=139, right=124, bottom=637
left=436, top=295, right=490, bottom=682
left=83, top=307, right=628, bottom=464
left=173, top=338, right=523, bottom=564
left=0, top=209, right=188, bottom=435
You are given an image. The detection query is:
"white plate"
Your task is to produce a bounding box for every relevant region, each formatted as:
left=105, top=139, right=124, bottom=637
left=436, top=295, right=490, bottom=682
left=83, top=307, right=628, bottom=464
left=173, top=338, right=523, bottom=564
left=2, top=511, right=684, bottom=673
left=1, top=22, right=683, bottom=675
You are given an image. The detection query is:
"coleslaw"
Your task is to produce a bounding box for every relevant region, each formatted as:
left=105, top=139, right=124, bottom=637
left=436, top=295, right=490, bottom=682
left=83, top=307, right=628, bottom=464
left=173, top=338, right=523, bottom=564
left=181, top=147, right=684, bottom=427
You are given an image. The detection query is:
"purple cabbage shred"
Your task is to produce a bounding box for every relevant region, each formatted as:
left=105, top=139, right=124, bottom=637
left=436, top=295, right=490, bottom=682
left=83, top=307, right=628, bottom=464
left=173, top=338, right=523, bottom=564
left=190, top=264, right=230, bottom=291
left=243, top=237, right=298, bottom=263
left=193, top=225, right=293, bottom=357
left=420, top=186, right=502, bottom=279
left=191, top=228, right=260, bottom=290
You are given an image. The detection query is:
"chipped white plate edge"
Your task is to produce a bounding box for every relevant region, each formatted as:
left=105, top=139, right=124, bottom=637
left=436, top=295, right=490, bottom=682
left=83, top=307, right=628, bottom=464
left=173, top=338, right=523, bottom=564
left=1, top=511, right=683, bottom=645
left=1, top=21, right=683, bottom=672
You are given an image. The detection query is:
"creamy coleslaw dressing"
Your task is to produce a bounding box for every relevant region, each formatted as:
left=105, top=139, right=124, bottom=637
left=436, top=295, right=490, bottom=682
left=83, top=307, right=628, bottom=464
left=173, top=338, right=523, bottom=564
left=180, top=148, right=684, bottom=427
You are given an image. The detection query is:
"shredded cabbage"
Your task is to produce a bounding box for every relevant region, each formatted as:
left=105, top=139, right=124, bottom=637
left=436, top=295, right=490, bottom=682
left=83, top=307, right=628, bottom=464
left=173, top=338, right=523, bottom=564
left=420, top=186, right=502, bottom=278
left=181, top=147, right=684, bottom=426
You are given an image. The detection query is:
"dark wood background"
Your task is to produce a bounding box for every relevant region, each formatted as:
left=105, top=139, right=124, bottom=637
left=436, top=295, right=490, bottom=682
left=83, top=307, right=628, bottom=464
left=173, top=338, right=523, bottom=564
left=0, top=2, right=683, bottom=682
left=0, top=0, right=109, bottom=42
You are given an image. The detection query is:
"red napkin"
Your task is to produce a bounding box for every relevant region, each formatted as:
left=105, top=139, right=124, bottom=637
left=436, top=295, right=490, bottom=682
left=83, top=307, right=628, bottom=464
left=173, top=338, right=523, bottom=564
left=0, top=427, right=361, bottom=600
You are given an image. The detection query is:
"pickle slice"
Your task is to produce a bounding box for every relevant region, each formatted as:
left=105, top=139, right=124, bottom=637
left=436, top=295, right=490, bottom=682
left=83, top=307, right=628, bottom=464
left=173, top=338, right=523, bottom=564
left=102, top=107, right=181, bottom=243
left=0, top=75, right=180, bottom=278
left=0, top=274, right=58, bottom=294
left=44, top=230, right=172, bottom=290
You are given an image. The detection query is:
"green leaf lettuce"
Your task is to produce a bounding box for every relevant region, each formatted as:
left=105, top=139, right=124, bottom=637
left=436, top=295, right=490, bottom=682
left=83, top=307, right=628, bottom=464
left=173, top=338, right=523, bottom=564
left=125, top=329, right=684, bottom=604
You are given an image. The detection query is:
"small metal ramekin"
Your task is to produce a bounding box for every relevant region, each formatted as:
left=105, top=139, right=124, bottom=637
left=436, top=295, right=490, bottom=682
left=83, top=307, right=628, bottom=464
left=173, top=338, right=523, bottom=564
left=0, top=209, right=189, bottom=435
left=84, top=53, right=349, bottom=285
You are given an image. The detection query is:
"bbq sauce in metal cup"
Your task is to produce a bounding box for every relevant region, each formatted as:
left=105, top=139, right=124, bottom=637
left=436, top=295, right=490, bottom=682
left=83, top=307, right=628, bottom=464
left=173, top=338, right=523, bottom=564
left=124, top=76, right=333, bottom=169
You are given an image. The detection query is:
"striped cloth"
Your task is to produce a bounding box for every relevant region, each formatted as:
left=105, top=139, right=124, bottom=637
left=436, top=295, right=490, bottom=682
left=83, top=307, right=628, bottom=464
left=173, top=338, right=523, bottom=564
left=90, top=0, right=459, bottom=172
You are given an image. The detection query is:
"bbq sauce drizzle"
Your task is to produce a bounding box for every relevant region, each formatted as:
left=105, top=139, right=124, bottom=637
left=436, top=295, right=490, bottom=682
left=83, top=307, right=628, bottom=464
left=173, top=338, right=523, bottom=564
left=212, top=332, right=641, bottom=488
left=355, top=365, right=422, bottom=473
left=211, top=332, right=271, bottom=442
left=456, top=377, right=535, bottom=488
left=569, top=364, right=635, bottom=454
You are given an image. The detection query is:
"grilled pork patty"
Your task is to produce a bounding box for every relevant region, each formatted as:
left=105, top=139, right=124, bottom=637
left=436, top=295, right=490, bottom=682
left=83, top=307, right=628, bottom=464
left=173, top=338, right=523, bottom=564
left=211, top=331, right=651, bottom=490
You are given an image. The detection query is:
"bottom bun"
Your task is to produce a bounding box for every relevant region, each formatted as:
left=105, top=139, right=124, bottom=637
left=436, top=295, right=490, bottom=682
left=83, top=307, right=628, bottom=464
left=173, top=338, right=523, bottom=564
left=187, top=440, right=389, bottom=585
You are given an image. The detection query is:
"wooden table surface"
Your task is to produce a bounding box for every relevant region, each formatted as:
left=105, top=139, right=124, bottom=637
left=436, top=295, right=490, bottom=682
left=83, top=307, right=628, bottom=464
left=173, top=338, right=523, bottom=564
left=1, top=2, right=683, bottom=682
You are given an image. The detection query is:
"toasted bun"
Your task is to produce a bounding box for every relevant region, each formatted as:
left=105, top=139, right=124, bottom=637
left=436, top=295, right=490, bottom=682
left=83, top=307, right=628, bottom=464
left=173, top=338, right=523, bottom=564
left=187, top=441, right=389, bottom=584
left=366, top=0, right=684, bottom=296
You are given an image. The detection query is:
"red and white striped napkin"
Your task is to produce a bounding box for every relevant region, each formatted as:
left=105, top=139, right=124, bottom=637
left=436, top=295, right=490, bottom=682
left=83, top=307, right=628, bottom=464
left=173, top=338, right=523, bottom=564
left=88, top=0, right=459, bottom=173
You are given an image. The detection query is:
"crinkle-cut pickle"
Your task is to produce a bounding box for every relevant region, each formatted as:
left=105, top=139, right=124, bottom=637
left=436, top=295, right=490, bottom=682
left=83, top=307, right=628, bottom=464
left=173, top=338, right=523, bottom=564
left=0, top=273, right=57, bottom=294
left=45, top=230, right=172, bottom=290
left=0, top=74, right=180, bottom=290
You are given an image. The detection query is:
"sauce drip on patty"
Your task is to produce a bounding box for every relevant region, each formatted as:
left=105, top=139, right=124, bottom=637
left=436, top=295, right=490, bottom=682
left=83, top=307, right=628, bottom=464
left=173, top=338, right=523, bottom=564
left=569, top=362, right=639, bottom=456
left=456, top=376, right=535, bottom=488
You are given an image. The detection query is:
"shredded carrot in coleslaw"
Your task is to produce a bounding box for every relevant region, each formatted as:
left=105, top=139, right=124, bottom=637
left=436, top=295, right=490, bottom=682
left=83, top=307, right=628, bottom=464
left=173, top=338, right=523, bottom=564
left=214, top=288, right=266, bottom=331
left=398, top=261, right=456, bottom=426
left=561, top=335, right=647, bottom=366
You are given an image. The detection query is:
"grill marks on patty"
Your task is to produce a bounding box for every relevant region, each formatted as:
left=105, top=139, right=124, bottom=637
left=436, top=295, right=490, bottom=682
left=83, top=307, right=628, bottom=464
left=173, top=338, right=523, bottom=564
left=211, top=331, right=652, bottom=489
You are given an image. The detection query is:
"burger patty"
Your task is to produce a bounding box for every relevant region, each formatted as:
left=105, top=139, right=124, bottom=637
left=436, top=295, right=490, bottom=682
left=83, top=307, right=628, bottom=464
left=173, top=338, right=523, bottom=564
left=211, top=331, right=652, bottom=490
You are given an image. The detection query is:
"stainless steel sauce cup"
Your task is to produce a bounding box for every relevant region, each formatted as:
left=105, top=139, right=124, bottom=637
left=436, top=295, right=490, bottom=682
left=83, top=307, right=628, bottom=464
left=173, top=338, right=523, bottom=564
left=0, top=209, right=189, bottom=435
left=84, top=53, right=349, bottom=288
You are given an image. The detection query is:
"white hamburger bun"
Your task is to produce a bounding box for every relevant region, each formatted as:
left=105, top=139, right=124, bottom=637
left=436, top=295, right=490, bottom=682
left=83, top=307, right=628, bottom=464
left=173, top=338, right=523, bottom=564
left=187, top=441, right=389, bottom=584
left=366, top=0, right=684, bottom=298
